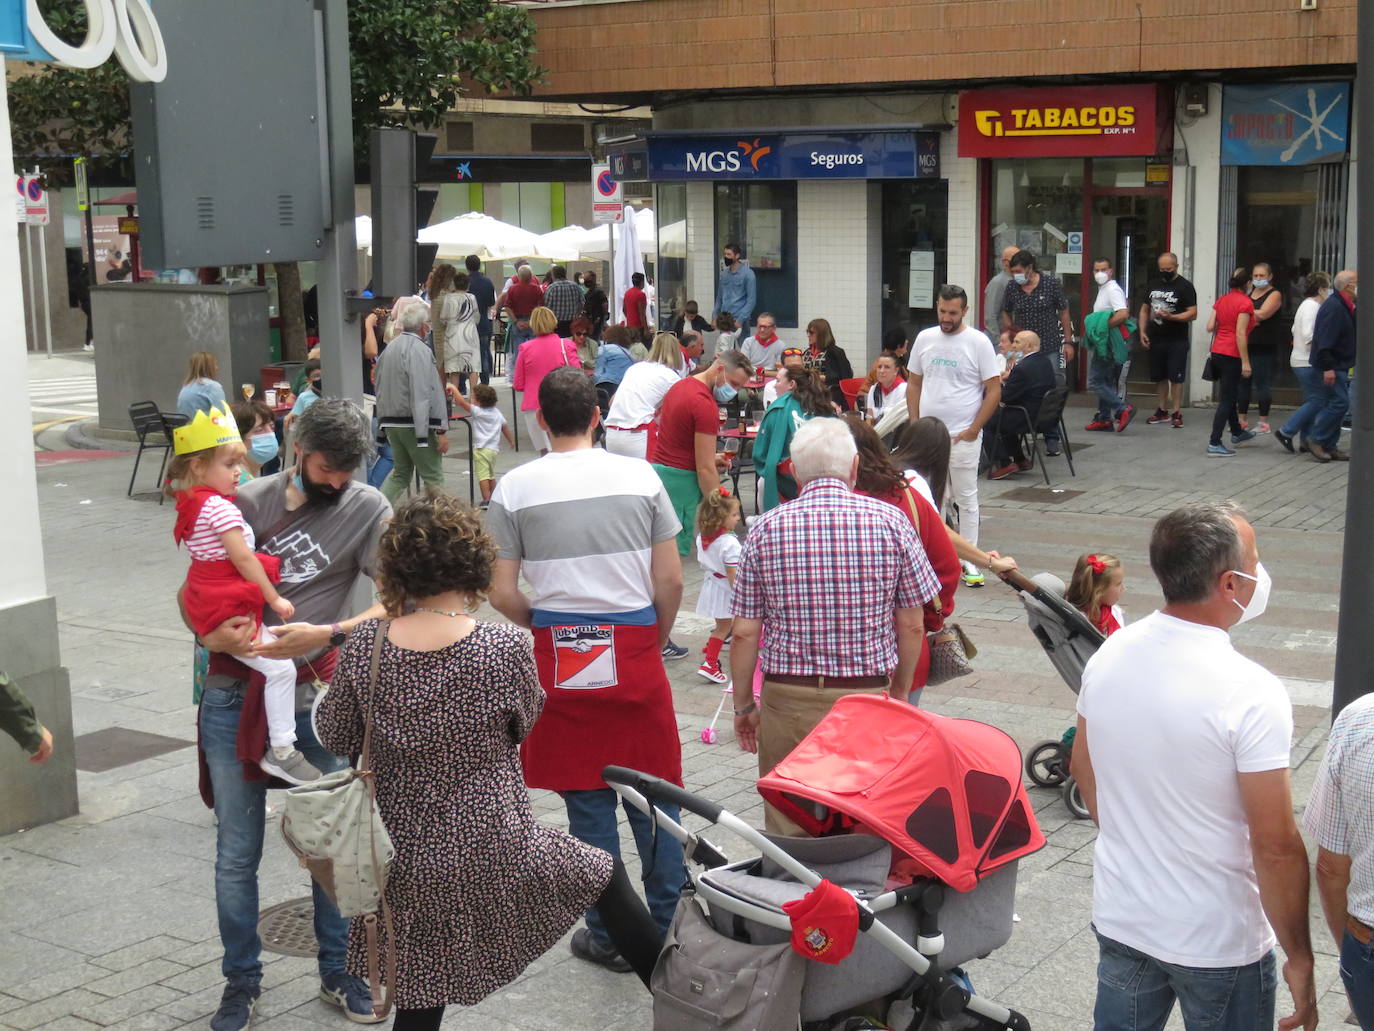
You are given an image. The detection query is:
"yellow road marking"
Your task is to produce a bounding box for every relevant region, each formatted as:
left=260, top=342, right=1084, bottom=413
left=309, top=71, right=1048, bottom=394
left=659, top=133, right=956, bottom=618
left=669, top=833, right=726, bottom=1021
left=32, top=416, right=83, bottom=434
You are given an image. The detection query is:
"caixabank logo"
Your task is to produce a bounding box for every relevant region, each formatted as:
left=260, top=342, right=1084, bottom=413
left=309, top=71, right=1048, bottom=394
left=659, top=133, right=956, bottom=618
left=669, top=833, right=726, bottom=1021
left=684, top=138, right=774, bottom=174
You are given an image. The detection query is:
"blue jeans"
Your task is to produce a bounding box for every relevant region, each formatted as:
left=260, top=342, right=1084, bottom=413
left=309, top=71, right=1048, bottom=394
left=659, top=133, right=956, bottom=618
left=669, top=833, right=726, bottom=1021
left=513, top=322, right=535, bottom=362
left=1089, top=355, right=1126, bottom=421
left=478, top=329, right=492, bottom=385
left=200, top=682, right=350, bottom=984
left=1310, top=369, right=1350, bottom=450
left=1280, top=365, right=1325, bottom=441
left=1093, top=930, right=1275, bottom=1031
left=1341, top=930, right=1374, bottom=1029
left=563, top=788, right=686, bottom=951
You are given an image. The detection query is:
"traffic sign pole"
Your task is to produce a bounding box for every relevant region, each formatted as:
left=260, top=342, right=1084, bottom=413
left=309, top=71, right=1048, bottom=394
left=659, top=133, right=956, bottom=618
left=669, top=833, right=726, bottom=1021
left=23, top=222, right=36, bottom=354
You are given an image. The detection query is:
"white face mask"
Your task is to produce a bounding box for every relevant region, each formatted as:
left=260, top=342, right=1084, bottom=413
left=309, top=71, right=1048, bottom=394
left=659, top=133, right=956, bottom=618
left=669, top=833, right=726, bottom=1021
left=1229, top=562, right=1271, bottom=625
left=1094, top=271, right=1110, bottom=286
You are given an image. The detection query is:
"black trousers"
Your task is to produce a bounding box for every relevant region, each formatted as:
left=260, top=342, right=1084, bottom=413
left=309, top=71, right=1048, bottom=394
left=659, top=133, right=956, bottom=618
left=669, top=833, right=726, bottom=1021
left=388, top=860, right=661, bottom=1029
left=1210, top=353, right=1244, bottom=445
left=986, top=408, right=1033, bottom=463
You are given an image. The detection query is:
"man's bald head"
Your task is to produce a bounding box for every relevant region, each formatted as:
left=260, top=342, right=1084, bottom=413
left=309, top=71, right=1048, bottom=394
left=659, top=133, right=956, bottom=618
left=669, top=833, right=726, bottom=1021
left=1000, top=245, right=1019, bottom=270
left=1014, top=330, right=1041, bottom=353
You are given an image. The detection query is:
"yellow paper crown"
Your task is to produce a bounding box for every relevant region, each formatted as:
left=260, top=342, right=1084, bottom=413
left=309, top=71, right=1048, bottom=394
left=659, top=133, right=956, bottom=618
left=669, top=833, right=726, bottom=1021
left=173, top=403, right=242, bottom=455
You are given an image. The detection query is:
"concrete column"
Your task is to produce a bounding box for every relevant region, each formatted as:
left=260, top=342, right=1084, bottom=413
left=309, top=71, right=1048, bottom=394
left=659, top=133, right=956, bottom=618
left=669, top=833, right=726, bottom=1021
left=1174, top=85, right=1223, bottom=406
left=942, top=131, right=980, bottom=317
left=686, top=181, right=715, bottom=320
left=0, top=78, right=79, bottom=834
left=796, top=179, right=874, bottom=352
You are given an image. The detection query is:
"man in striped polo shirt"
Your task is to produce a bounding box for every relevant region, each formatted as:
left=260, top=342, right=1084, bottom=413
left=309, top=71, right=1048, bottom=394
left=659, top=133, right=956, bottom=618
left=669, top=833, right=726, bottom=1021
left=488, top=366, right=687, bottom=974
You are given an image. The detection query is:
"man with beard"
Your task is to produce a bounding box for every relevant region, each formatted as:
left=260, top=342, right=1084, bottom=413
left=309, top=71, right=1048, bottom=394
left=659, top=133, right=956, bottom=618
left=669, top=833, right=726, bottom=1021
left=183, top=398, right=392, bottom=1030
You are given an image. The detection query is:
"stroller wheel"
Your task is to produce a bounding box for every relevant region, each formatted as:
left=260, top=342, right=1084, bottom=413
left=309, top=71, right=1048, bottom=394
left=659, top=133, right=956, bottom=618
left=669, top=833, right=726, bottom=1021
left=1025, top=740, right=1068, bottom=787
left=1063, top=777, right=1091, bottom=820
left=700, top=727, right=718, bottom=744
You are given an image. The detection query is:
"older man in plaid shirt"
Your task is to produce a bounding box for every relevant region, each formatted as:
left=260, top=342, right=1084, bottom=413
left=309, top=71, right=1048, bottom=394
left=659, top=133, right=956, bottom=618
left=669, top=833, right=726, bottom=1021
left=729, top=417, right=939, bottom=833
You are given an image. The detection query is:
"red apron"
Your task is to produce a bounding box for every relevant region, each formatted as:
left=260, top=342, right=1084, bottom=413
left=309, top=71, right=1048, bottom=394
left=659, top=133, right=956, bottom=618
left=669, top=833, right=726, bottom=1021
left=523, top=623, right=683, bottom=792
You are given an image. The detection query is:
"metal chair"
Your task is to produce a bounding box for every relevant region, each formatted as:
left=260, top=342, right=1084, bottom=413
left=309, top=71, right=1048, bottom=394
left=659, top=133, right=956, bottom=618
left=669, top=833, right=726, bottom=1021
left=127, top=402, right=180, bottom=503
left=999, top=385, right=1075, bottom=486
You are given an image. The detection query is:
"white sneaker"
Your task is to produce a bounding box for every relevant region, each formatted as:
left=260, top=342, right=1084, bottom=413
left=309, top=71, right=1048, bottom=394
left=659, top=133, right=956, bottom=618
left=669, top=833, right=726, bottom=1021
left=260, top=746, right=324, bottom=785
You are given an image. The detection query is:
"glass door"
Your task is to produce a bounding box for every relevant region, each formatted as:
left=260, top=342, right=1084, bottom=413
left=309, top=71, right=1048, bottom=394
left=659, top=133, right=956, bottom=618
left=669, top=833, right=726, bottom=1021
left=881, top=180, right=949, bottom=343
left=1086, top=187, right=1169, bottom=390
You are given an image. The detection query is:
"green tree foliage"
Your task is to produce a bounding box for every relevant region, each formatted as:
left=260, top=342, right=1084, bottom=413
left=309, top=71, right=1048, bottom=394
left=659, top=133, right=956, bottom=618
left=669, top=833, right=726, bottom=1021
left=9, top=0, right=544, bottom=161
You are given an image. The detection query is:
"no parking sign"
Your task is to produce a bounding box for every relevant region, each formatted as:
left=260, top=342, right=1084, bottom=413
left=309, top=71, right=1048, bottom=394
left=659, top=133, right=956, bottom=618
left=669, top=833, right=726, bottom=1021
left=16, top=175, right=49, bottom=225
left=592, top=164, right=623, bottom=224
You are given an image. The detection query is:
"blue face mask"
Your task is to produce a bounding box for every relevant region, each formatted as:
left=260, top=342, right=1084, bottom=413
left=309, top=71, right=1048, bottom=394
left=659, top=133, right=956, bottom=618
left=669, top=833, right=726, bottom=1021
left=714, top=382, right=738, bottom=403
left=248, top=433, right=278, bottom=464
left=1252, top=278, right=1269, bottom=288
left=1013, top=272, right=1029, bottom=286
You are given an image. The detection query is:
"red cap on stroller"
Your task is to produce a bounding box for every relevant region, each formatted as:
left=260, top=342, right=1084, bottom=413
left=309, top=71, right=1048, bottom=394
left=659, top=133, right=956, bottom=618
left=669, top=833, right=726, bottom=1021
left=781, top=878, right=860, bottom=965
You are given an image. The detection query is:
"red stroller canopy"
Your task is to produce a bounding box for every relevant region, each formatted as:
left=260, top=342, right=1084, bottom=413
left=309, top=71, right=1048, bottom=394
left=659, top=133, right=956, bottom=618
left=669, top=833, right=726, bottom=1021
left=757, top=695, right=1045, bottom=893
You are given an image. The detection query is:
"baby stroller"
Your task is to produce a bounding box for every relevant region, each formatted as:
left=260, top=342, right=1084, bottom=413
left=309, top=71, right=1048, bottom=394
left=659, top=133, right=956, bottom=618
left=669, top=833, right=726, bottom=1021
left=996, top=569, right=1106, bottom=820
left=605, top=694, right=1042, bottom=1030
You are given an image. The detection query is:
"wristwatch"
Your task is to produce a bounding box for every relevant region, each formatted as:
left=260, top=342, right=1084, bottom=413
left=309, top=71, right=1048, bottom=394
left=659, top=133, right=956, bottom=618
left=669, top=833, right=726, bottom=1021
left=328, top=623, right=348, bottom=648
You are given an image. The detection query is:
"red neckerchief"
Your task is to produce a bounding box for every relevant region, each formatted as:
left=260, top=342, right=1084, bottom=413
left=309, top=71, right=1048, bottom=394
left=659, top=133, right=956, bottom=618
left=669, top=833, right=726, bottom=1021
left=1342, top=291, right=1357, bottom=313
left=700, top=530, right=727, bottom=550
left=1094, top=606, right=1121, bottom=636
left=755, top=333, right=779, bottom=349
left=174, top=485, right=232, bottom=545
left=878, top=379, right=901, bottom=395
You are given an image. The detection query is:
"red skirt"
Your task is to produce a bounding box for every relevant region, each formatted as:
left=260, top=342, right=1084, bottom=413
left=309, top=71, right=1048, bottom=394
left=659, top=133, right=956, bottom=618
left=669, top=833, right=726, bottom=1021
left=183, top=555, right=282, bottom=637
left=523, top=622, right=683, bottom=792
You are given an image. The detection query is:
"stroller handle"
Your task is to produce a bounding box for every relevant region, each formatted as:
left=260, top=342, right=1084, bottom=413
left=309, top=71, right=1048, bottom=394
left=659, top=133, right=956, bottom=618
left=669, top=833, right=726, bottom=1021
left=602, top=766, right=723, bottom=824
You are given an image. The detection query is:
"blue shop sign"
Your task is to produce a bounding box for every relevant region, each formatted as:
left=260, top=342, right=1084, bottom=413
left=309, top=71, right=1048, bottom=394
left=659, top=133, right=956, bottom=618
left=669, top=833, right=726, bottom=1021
left=0, top=0, right=27, bottom=53
left=611, top=131, right=940, bottom=181
left=1221, top=83, right=1350, bottom=166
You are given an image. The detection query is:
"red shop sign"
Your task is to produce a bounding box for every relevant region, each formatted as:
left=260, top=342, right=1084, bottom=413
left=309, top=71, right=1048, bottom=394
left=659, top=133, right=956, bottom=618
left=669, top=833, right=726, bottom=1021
left=958, top=85, right=1160, bottom=158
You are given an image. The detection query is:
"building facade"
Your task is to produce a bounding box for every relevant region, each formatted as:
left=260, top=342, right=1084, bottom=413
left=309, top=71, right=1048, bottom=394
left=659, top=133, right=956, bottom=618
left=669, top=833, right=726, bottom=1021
left=523, top=0, right=1356, bottom=399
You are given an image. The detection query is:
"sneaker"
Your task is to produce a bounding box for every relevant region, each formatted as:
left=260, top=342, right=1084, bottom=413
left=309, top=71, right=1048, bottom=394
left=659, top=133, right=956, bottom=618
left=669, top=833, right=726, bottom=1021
left=1274, top=428, right=1295, bottom=453
left=210, top=981, right=261, bottom=1031
left=961, top=569, right=986, bottom=588
left=319, top=971, right=385, bottom=1024
left=1257, top=421, right=1271, bottom=434
left=1146, top=408, right=1170, bottom=425
left=1084, top=420, right=1114, bottom=432
left=1230, top=429, right=1257, bottom=445
left=989, top=462, right=1020, bottom=480
left=696, top=659, right=728, bottom=684
left=1115, top=403, right=1136, bottom=432
left=570, top=927, right=633, bottom=973
left=1207, top=443, right=1237, bottom=457
left=1045, top=446, right=1062, bottom=457
left=1238, top=416, right=1250, bottom=430
left=259, top=747, right=323, bottom=786
left=1016, top=458, right=1035, bottom=471
left=1171, top=411, right=1183, bottom=428
left=660, top=639, right=689, bottom=661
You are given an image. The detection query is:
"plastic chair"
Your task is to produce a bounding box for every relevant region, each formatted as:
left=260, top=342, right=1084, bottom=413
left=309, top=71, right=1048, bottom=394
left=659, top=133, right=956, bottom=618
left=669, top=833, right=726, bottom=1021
left=999, top=385, right=1075, bottom=486
left=127, top=402, right=179, bottom=503
left=838, top=377, right=867, bottom=412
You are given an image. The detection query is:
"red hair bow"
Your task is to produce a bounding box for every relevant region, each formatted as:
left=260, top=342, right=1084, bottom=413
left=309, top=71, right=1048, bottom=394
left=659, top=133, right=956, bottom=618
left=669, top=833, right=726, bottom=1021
left=1087, top=555, right=1106, bottom=575
left=719, top=487, right=732, bottom=497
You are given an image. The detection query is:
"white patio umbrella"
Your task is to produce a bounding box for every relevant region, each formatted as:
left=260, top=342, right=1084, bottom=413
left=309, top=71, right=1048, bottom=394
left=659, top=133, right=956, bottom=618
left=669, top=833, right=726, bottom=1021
left=659, top=218, right=687, bottom=259
left=532, top=224, right=587, bottom=262
left=613, top=204, right=646, bottom=326
left=576, top=206, right=657, bottom=260
left=418, top=211, right=540, bottom=261
left=354, top=214, right=372, bottom=251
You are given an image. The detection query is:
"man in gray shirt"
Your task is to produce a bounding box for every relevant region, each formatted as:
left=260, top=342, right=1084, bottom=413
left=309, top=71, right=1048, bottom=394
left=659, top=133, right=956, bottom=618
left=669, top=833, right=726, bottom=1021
left=189, top=399, right=391, bottom=1030
left=983, top=245, right=1018, bottom=343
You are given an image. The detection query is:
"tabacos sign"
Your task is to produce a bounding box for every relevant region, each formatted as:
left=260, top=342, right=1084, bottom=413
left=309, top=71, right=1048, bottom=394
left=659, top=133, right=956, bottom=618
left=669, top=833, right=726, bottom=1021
left=958, top=85, right=1160, bottom=158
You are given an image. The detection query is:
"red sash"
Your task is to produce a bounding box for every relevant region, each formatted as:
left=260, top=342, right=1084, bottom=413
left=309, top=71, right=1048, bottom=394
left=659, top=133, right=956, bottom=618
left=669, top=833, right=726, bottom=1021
left=524, top=623, right=682, bottom=791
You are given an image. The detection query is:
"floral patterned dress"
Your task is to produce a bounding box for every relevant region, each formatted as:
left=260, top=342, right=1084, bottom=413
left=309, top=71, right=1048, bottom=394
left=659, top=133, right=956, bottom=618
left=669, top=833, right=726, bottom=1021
left=315, top=618, right=613, bottom=1009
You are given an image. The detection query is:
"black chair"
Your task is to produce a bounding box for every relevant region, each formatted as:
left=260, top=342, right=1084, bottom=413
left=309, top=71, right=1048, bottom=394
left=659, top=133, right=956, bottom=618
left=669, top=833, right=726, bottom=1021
left=999, top=385, right=1075, bottom=486
left=128, top=402, right=181, bottom=503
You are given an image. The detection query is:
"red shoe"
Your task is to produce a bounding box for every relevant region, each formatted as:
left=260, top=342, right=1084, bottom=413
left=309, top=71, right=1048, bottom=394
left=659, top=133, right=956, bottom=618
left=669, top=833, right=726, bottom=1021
left=990, top=462, right=1020, bottom=480
left=1017, top=458, right=1035, bottom=471
left=696, top=659, right=728, bottom=684
left=1084, top=420, right=1114, bottom=432
left=1171, top=411, right=1183, bottom=428
left=1115, top=403, right=1136, bottom=432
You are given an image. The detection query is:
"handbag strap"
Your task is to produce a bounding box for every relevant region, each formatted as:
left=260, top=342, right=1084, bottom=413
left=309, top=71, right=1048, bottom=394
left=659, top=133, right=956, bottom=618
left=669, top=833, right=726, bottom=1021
left=361, top=617, right=396, bottom=1020
left=899, top=486, right=945, bottom=618
left=359, top=619, right=388, bottom=774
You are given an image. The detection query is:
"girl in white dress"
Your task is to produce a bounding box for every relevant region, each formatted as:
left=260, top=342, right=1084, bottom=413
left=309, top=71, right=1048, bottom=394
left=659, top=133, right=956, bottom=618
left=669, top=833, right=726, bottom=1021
left=693, top=490, right=742, bottom=684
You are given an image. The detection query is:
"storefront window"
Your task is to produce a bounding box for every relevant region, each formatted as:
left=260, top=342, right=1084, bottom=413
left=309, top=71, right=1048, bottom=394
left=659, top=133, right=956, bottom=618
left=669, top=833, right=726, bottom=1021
left=655, top=183, right=687, bottom=331
left=714, top=182, right=798, bottom=327
left=988, top=158, right=1085, bottom=332
left=881, top=180, right=948, bottom=340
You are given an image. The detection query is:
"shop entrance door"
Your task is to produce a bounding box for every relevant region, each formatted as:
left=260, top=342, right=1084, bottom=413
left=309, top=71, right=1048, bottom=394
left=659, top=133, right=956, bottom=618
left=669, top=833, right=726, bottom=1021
left=880, top=180, right=949, bottom=346
left=1084, top=190, right=1169, bottom=389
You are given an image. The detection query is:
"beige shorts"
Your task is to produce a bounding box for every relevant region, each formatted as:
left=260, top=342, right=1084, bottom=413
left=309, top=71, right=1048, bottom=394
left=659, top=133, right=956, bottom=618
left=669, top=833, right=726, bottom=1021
left=474, top=447, right=498, bottom=482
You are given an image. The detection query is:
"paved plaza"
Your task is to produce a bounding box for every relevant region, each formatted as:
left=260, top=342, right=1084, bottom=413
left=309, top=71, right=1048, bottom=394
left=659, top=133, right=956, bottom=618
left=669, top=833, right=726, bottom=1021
left=2, top=353, right=1356, bottom=1030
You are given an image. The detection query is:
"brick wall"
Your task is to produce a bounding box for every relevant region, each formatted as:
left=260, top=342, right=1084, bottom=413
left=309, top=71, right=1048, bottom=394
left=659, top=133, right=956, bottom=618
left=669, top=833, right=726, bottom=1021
left=529, top=0, right=1355, bottom=99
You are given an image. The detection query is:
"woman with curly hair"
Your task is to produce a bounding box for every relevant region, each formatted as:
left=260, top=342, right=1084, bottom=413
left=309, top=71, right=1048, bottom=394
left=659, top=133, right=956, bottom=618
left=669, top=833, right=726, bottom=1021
left=315, top=492, right=660, bottom=1029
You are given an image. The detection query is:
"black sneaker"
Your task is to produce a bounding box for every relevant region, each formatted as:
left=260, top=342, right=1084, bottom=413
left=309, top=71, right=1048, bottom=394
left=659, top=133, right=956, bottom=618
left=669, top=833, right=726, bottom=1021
left=210, top=981, right=261, bottom=1031
left=319, top=971, right=385, bottom=1024
left=570, top=927, right=633, bottom=973
left=1146, top=408, right=1171, bottom=425
left=660, top=639, right=689, bottom=660
left=1274, top=428, right=1295, bottom=453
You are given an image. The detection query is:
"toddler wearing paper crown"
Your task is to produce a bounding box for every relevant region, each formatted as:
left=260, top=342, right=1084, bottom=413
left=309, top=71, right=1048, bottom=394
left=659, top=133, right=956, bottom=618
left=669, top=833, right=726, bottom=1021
left=167, top=404, right=322, bottom=785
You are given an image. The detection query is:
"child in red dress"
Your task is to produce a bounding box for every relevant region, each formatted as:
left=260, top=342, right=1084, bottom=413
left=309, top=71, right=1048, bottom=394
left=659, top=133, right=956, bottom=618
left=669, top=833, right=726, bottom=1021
left=169, top=405, right=321, bottom=784
left=1066, top=552, right=1126, bottom=637
left=694, top=490, right=742, bottom=685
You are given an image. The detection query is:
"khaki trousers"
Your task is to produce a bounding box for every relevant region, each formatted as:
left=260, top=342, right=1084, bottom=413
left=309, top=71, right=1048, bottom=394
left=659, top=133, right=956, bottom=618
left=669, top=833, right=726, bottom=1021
left=757, top=677, right=889, bottom=835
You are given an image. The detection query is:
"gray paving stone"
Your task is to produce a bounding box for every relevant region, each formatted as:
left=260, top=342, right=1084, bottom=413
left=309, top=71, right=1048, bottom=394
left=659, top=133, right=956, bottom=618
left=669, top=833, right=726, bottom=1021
left=0, top=988, right=108, bottom=1030
left=93, top=1013, right=184, bottom=1031
left=83, top=959, right=190, bottom=998
left=71, top=984, right=183, bottom=1026
left=92, top=935, right=197, bottom=974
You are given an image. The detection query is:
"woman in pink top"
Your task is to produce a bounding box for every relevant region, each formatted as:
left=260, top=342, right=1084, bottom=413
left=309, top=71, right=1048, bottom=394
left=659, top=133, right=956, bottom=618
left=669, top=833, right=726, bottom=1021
left=1204, top=271, right=1255, bottom=456
left=511, top=306, right=580, bottom=456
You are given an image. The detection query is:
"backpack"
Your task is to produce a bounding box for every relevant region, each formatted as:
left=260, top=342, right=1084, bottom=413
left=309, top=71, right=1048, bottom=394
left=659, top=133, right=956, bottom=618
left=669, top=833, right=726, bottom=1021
left=281, top=621, right=396, bottom=1020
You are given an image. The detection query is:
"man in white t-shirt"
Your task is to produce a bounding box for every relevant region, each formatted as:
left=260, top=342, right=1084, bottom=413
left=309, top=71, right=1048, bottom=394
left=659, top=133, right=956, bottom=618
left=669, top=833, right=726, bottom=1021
left=604, top=355, right=683, bottom=460
left=1084, top=257, right=1135, bottom=433
left=907, top=285, right=1001, bottom=587
left=1071, top=502, right=1316, bottom=1031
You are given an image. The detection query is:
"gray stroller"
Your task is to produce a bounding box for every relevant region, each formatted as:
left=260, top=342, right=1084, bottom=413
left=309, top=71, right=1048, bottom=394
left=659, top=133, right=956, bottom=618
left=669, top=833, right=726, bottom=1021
left=604, top=693, right=1043, bottom=1030
left=997, top=569, right=1106, bottom=820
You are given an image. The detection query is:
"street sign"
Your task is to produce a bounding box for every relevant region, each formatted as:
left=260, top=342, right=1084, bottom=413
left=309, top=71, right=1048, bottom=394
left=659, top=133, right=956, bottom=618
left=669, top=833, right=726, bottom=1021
left=118, top=216, right=140, bottom=236
left=74, top=157, right=89, bottom=212
left=592, top=163, right=623, bottom=224
left=21, top=176, right=49, bottom=226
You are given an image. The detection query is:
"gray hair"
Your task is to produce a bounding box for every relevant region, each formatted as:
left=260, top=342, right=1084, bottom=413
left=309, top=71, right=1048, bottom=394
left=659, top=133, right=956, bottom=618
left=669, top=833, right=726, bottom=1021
left=1335, top=269, right=1357, bottom=292
left=294, top=397, right=375, bottom=472
left=1149, top=501, right=1247, bottom=604
left=718, top=349, right=754, bottom=377
left=518, top=265, right=533, bottom=281
left=789, top=417, right=856, bottom=485
left=397, top=298, right=430, bottom=333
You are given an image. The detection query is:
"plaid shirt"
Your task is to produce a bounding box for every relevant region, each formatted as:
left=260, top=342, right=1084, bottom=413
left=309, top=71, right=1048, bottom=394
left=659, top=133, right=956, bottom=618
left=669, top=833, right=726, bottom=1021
left=733, top=478, right=939, bottom=677
left=1304, top=693, right=1374, bottom=925
left=543, top=279, right=583, bottom=323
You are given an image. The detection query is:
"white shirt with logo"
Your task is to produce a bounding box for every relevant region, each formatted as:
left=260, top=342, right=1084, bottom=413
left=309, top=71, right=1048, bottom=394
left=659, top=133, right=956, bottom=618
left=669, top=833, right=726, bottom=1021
left=1077, top=610, right=1293, bottom=967
left=911, top=325, right=1000, bottom=437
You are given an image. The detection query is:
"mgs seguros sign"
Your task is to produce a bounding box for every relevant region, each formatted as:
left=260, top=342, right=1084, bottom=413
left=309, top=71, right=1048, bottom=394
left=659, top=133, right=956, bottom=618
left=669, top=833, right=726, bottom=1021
left=958, top=85, right=1160, bottom=159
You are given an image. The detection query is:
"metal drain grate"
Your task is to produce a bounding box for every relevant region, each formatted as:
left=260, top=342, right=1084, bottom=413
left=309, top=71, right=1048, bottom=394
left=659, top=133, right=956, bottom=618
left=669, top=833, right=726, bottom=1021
left=259, top=897, right=318, bottom=957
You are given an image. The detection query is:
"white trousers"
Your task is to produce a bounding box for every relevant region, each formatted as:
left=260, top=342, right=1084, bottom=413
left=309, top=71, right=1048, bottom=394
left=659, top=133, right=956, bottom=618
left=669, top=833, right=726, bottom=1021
left=238, top=625, right=298, bottom=750
left=523, top=410, right=551, bottom=452
left=604, top=427, right=649, bottom=460
left=947, top=436, right=982, bottom=549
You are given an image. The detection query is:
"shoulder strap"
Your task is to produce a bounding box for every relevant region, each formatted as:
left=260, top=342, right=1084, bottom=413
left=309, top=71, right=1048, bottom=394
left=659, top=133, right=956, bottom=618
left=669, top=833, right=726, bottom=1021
left=256, top=480, right=312, bottom=546
left=359, top=619, right=388, bottom=773
left=901, top=487, right=944, bottom=616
